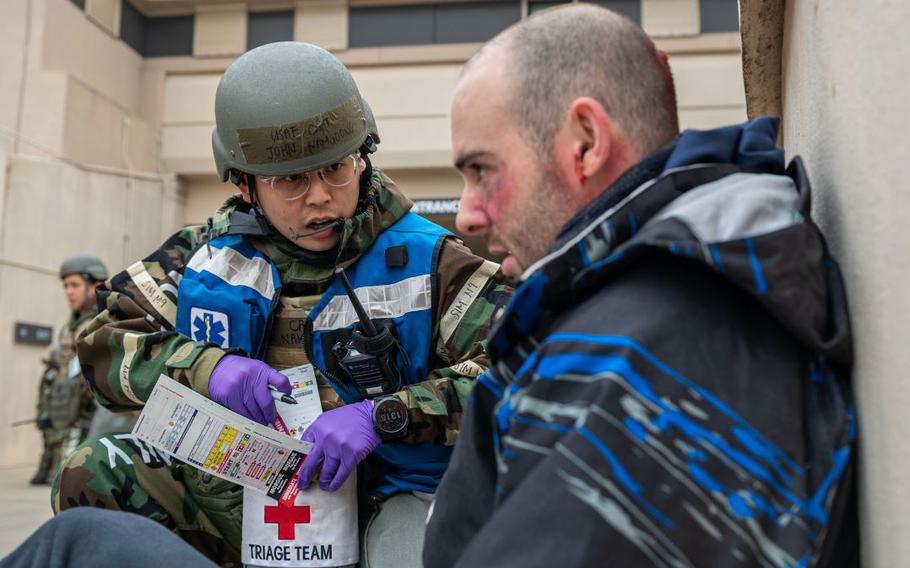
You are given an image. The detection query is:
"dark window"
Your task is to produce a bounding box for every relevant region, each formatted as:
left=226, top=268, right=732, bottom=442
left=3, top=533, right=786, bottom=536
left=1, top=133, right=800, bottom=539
left=700, top=0, right=739, bottom=32
left=145, top=15, right=194, bottom=56
left=434, top=2, right=521, bottom=44
left=529, top=1, right=570, bottom=16
left=349, top=2, right=520, bottom=48
left=350, top=5, right=434, bottom=48
left=120, top=0, right=146, bottom=54
left=588, top=0, right=641, bottom=24
left=248, top=10, right=294, bottom=51
left=120, top=1, right=194, bottom=57
left=69, top=0, right=86, bottom=10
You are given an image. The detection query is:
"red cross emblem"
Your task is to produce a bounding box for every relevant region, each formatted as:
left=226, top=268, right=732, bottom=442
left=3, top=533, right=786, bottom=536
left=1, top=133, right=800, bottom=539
left=264, top=502, right=311, bottom=540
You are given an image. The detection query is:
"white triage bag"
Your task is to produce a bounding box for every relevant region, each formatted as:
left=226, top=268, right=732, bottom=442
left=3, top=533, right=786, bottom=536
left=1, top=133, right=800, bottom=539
left=242, top=365, right=359, bottom=568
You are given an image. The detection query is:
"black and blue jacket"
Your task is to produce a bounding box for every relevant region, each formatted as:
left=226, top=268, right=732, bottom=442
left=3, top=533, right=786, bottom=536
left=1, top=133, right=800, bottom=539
left=425, top=117, right=857, bottom=568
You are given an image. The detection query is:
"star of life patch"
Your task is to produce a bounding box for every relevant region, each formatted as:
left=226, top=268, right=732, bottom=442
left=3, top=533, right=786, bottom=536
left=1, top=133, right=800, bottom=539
left=189, top=307, right=230, bottom=348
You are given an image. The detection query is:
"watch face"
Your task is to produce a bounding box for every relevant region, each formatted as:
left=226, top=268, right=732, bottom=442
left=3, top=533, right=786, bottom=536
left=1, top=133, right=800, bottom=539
left=374, top=398, right=408, bottom=434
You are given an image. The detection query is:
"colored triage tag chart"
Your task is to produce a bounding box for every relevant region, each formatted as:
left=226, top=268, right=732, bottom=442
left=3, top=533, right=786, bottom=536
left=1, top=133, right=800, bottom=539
left=271, top=364, right=324, bottom=441
left=132, top=374, right=314, bottom=500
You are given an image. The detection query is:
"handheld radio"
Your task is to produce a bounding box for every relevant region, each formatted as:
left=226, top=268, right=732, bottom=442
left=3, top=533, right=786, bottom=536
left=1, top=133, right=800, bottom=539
left=331, top=268, right=409, bottom=399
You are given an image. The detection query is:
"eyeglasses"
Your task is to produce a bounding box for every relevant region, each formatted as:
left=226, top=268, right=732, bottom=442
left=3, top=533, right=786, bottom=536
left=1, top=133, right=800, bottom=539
left=260, top=154, right=361, bottom=202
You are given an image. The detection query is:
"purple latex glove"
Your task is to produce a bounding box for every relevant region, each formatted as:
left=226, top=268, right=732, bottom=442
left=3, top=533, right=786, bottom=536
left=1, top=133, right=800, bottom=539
left=208, top=355, right=291, bottom=425
left=297, top=400, right=380, bottom=492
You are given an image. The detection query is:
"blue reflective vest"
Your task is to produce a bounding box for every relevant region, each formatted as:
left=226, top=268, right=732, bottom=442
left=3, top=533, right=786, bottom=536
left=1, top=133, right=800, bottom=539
left=175, top=212, right=453, bottom=495
left=176, top=234, right=281, bottom=355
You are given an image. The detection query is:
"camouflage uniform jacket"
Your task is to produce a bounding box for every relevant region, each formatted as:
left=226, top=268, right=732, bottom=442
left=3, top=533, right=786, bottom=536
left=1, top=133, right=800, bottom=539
left=37, top=308, right=98, bottom=426
left=77, top=170, right=512, bottom=447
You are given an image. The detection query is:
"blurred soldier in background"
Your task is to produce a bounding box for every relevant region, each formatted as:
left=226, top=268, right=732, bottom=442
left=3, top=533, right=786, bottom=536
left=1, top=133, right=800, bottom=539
left=31, top=255, right=108, bottom=485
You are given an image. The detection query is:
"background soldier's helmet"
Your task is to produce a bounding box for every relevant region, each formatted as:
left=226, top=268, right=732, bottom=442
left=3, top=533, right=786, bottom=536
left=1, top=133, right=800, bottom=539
left=212, top=42, right=377, bottom=182
left=59, top=254, right=108, bottom=282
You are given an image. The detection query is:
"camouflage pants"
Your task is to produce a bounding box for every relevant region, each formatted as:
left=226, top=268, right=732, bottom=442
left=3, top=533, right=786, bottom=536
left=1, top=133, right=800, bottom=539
left=34, top=428, right=66, bottom=482
left=53, top=433, right=244, bottom=567
left=35, top=426, right=87, bottom=483
left=53, top=434, right=431, bottom=568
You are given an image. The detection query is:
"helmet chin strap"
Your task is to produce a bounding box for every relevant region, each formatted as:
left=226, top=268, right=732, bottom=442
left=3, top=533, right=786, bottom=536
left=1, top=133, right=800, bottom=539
left=241, top=173, right=286, bottom=239
left=77, top=276, right=95, bottom=314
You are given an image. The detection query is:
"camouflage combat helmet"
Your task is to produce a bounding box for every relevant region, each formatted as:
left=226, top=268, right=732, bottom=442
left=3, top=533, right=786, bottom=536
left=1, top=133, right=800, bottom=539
left=60, top=254, right=108, bottom=282
left=212, top=42, right=377, bottom=182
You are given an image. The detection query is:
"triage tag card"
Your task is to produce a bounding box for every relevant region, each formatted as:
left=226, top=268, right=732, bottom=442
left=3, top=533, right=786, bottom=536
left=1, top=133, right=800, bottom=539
left=133, top=375, right=313, bottom=500
left=271, top=364, right=323, bottom=437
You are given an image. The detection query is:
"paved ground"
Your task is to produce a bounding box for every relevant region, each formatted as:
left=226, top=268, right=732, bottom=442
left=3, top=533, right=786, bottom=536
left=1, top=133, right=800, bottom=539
left=0, top=466, right=54, bottom=558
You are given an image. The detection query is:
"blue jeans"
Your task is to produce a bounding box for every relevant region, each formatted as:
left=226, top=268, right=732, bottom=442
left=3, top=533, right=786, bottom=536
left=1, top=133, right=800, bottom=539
left=0, top=509, right=215, bottom=568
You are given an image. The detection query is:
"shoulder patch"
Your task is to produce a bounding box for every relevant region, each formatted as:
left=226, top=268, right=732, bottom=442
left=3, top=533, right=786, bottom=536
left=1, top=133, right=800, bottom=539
left=189, top=308, right=230, bottom=348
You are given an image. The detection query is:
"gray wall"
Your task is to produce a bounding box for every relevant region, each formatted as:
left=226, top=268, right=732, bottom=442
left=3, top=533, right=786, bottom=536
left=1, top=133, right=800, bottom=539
left=782, top=1, right=910, bottom=565
left=0, top=154, right=181, bottom=466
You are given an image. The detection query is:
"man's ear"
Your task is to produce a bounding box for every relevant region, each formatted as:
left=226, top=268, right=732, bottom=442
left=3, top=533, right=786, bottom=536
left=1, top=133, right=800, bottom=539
left=566, top=97, right=612, bottom=185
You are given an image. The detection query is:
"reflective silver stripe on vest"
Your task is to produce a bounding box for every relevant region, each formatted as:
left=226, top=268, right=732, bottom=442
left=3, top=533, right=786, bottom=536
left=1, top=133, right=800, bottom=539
left=312, top=274, right=432, bottom=331
left=186, top=245, right=276, bottom=299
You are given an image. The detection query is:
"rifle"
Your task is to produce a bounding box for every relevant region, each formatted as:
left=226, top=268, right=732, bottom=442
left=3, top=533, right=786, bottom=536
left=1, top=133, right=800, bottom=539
left=11, top=417, right=52, bottom=429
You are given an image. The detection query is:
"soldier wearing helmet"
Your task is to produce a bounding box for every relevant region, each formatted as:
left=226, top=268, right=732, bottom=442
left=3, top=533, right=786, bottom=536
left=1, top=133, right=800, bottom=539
left=31, top=254, right=108, bottom=485
left=53, top=42, right=511, bottom=567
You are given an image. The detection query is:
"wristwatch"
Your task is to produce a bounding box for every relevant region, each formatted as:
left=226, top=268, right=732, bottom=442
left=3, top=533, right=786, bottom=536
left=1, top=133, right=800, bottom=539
left=372, top=395, right=409, bottom=441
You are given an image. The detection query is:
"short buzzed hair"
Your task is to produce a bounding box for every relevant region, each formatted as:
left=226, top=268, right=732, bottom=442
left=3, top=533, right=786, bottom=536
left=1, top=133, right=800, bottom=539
left=467, top=4, right=679, bottom=157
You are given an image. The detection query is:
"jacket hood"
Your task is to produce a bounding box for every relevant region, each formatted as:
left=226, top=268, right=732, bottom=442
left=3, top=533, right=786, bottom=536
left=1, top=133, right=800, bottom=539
left=493, top=117, right=852, bottom=366
left=209, top=168, right=413, bottom=285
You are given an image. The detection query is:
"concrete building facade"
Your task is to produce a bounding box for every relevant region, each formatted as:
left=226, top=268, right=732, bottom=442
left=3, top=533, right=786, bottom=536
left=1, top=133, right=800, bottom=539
left=740, top=1, right=910, bottom=565
left=0, top=0, right=745, bottom=467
